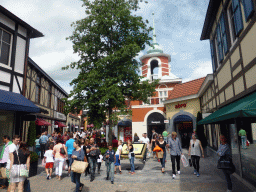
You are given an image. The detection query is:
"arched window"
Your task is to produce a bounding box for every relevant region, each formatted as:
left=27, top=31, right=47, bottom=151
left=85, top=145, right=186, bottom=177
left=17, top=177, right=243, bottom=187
left=150, top=60, right=159, bottom=80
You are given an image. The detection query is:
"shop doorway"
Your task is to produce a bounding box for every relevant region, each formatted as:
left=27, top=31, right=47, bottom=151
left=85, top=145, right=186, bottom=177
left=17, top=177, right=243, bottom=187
left=174, top=115, right=193, bottom=148
left=147, top=112, right=165, bottom=141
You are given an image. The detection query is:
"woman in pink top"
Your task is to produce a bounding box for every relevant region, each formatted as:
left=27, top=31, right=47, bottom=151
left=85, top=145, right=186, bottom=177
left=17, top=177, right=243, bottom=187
left=53, top=138, right=67, bottom=180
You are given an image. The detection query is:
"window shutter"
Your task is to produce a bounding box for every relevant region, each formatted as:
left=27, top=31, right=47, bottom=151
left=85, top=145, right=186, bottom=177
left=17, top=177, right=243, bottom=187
left=242, top=0, right=254, bottom=21
left=232, top=0, right=244, bottom=35
left=210, top=40, right=217, bottom=72
left=155, top=98, right=159, bottom=104
left=151, top=98, right=155, bottom=104
left=216, top=24, right=224, bottom=62
left=220, top=13, right=228, bottom=54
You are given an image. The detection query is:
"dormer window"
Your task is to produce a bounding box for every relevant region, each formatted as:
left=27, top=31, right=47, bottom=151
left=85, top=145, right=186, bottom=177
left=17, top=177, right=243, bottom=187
left=0, top=28, right=12, bottom=67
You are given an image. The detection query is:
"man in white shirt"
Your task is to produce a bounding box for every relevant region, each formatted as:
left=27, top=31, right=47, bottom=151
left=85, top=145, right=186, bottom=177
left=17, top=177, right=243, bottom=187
left=140, top=133, right=150, bottom=163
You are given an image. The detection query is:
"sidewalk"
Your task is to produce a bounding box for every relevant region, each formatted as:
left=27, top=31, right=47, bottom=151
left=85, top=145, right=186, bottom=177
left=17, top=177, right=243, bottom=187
left=0, top=149, right=253, bottom=192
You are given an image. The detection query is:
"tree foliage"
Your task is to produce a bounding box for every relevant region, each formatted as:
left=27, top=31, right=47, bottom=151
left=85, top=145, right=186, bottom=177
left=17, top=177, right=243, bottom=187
left=64, top=0, right=157, bottom=143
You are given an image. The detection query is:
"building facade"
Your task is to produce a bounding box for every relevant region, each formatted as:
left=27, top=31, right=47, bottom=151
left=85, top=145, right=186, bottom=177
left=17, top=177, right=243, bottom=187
left=0, top=6, right=43, bottom=143
left=199, top=0, right=256, bottom=188
left=66, top=113, right=81, bottom=133
left=24, top=58, right=68, bottom=138
left=164, top=76, right=206, bottom=148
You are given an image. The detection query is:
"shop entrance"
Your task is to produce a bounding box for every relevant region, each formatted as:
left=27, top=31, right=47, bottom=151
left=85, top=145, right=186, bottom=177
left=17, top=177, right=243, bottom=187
left=174, top=115, right=193, bottom=148
left=147, top=112, right=165, bottom=141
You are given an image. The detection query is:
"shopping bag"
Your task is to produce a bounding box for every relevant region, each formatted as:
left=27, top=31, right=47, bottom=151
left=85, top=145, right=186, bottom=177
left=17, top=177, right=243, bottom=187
left=157, top=151, right=164, bottom=159
left=181, top=155, right=189, bottom=167
left=41, top=159, right=46, bottom=167
left=246, top=140, right=250, bottom=147
left=63, top=160, right=68, bottom=170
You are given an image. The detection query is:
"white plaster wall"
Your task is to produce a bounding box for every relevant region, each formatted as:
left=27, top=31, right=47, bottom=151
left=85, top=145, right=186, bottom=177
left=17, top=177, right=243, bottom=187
left=0, top=71, right=11, bottom=83
left=18, top=25, right=27, bottom=37
left=14, top=37, right=26, bottom=74
left=132, top=122, right=147, bottom=140
left=0, top=85, right=9, bottom=91
left=0, top=13, right=15, bottom=30
left=12, top=76, right=20, bottom=94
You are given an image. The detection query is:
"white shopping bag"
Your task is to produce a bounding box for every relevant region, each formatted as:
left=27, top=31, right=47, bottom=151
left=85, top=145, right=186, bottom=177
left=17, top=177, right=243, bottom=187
left=181, top=154, right=189, bottom=167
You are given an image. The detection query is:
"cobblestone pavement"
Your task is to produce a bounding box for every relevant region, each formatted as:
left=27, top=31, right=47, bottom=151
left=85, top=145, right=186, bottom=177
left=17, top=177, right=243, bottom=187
left=0, top=149, right=253, bottom=192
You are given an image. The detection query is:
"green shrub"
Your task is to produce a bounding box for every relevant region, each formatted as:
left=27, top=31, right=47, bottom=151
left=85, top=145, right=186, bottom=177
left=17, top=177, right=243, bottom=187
left=30, top=151, right=39, bottom=163
left=27, top=121, right=36, bottom=147
left=99, top=147, right=117, bottom=155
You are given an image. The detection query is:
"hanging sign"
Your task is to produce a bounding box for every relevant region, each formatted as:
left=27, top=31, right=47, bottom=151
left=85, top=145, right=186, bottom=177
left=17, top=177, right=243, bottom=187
left=164, top=120, right=169, bottom=123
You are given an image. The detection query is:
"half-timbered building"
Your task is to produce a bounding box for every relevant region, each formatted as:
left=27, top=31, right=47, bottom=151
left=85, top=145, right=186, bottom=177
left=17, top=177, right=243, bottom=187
left=0, top=6, right=43, bottom=143
left=199, top=0, right=256, bottom=188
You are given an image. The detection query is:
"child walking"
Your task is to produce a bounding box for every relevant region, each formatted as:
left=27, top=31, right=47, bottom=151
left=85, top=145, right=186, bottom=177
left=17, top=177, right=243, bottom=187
left=44, top=144, right=54, bottom=180
left=97, top=153, right=103, bottom=174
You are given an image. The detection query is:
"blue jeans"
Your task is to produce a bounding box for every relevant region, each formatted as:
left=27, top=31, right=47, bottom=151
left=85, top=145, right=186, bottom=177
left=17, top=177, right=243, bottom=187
left=105, top=162, right=115, bottom=181
left=241, top=136, right=246, bottom=149
left=89, top=157, right=97, bottom=179
left=71, top=171, right=81, bottom=192
left=68, top=154, right=72, bottom=167
left=223, top=169, right=232, bottom=190
left=160, top=150, right=166, bottom=168
left=129, top=156, right=135, bottom=172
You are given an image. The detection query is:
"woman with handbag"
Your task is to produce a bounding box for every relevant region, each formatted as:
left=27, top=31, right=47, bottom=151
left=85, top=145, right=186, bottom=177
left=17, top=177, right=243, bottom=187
left=9, top=142, right=30, bottom=192
left=127, top=140, right=135, bottom=175
left=53, top=138, right=67, bottom=180
left=69, top=140, right=86, bottom=192
left=156, top=136, right=168, bottom=173
left=188, top=133, right=204, bottom=177
left=217, top=135, right=233, bottom=192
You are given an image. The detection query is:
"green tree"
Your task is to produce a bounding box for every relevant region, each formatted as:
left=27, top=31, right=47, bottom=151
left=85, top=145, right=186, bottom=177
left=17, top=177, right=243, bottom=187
left=196, top=112, right=207, bottom=148
left=27, top=121, right=36, bottom=147
left=63, top=0, right=157, bottom=145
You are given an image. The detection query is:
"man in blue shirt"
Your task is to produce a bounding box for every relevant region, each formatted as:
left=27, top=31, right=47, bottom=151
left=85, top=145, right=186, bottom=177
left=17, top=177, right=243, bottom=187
left=39, top=132, right=48, bottom=159
left=65, top=133, right=75, bottom=176
left=104, top=145, right=116, bottom=184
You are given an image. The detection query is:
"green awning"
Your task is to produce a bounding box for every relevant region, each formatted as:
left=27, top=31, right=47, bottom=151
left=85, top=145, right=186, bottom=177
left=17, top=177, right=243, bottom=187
left=198, top=91, right=256, bottom=125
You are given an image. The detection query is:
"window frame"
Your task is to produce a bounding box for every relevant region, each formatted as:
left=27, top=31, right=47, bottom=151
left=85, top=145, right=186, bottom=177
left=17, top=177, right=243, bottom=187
left=0, top=28, right=13, bottom=68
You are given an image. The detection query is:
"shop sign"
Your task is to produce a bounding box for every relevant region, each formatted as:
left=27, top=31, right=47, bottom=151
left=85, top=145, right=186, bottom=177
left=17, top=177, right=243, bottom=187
left=175, top=103, right=187, bottom=109
left=164, top=120, right=169, bottom=123
left=151, top=121, right=160, bottom=124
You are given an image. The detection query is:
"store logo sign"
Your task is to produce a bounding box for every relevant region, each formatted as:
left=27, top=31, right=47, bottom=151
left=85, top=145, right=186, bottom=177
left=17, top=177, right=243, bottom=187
left=151, top=121, right=160, bottom=124
left=175, top=103, right=187, bottom=109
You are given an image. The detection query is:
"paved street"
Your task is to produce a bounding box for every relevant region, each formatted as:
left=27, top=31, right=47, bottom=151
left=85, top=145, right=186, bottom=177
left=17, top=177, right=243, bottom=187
left=1, top=149, right=253, bottom=192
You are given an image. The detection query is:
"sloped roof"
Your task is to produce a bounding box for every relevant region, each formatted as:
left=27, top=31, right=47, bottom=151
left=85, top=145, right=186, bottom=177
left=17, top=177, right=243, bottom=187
left=167, top=77, right=206, bottom=100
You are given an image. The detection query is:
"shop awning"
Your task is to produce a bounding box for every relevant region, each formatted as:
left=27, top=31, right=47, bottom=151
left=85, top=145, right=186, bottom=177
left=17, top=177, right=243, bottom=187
left=198, top=91, right=256, bottom=125
left=35, top=118, right=51, bottom=126
left=55, top=121, right=66, bottom=128
left=0, top=89, right=40, bottom=113
left=118, top=119, right=132, bottom=127
left=174, top=115, right=193, bottom=123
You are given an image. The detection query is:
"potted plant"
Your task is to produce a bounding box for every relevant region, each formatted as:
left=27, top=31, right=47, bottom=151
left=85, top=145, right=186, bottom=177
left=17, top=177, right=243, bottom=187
left=27, top=121, right=37, bottom=152
left=29, top=151, right=39, bottom=177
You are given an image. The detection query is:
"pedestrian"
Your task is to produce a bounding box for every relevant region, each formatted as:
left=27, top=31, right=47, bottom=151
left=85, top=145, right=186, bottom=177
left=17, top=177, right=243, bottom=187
left=133, top=133, right=139, bottom=142
left=156, top=136, right=168, bottom=173
left=65, top=133, right=75, bottom=176
left=114, top=140, right=122, bottom=174
left=127, top=140, right=135, bottom=175
left=238, top=128, right=247, bottom=149
left=168, top=132, right=183, bottom=179
left=112, top=137, right=118, bottom=148
left=217, top=135, right=233, bottom=192
left=44, top=144, right=54, bottom=180
left=0, top=135, right=12, bottom=189
left=88, top=138, right=98, bottom=182
left=140, top=133, right=150, bottom=163
left=188, top=133, right=204, bottom=177
left=45, top=131, right=51, bottom=138
left=97, top=151, right=103, bottom=174
left=151, top=129, right=157, bottom=141
left=52, top=132, right=58, bottom=143
left=69, top=139, right=86, bottom=192
left=53, top=138, right=67, bottom=180
left=39, top=132, right=48, bottom=159
left=35, top=135, right=41, bottom=157
left=62, top=131, right=70, bottom=145
left=83, top=139, right=90, bottom=176
left=45, top=137, right=54, bottom=150
left=151, top=134, right=157, bottom=159
left=9, top=142, right=30, bottom=192
left=162, top=130, right=169, bottom=143
left=104, top=144, right=116, bottom=184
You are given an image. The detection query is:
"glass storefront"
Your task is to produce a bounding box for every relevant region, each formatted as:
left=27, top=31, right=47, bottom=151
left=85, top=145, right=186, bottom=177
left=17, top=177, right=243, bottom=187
left=0, top=110, right=14, bottom=144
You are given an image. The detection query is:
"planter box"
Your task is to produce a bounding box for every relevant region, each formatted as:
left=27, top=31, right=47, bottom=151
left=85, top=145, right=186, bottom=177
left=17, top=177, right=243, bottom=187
left=29, top=161, right=38, bottom=177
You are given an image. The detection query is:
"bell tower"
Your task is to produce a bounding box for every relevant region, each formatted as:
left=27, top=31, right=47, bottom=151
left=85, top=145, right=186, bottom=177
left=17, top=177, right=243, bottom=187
left=140, top=13, right=176, bottom=81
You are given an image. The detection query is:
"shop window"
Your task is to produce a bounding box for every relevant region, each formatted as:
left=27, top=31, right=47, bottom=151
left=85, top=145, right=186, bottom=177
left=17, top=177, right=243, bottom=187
left=0, top=29, right=12, bottom=66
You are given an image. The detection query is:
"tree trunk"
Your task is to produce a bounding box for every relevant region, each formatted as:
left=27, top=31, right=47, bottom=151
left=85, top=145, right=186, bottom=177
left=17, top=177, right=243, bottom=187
left=108, top=108, right=113, bottom=146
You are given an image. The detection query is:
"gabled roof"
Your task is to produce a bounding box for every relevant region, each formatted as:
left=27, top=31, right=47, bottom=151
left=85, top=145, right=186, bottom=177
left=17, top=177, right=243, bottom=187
left=167, top=77, right=206, bottom=100
left=200, top=0, right=222, bottom=40
left=28, top=57, right=68, bottom=97
left=0, top=5, right=43, bottom=38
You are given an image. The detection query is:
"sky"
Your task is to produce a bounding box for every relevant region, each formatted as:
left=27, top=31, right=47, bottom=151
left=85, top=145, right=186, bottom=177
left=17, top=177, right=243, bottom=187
left=1, top=0, right=212, bottom=94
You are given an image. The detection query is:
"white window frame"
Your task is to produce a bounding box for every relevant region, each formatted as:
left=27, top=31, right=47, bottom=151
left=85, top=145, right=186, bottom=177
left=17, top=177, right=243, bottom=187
left=158, top=90, right=168, bottom=104
left=0, top=28, right=13, bottom=68
left=227, top=3, right=238, bottom=47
